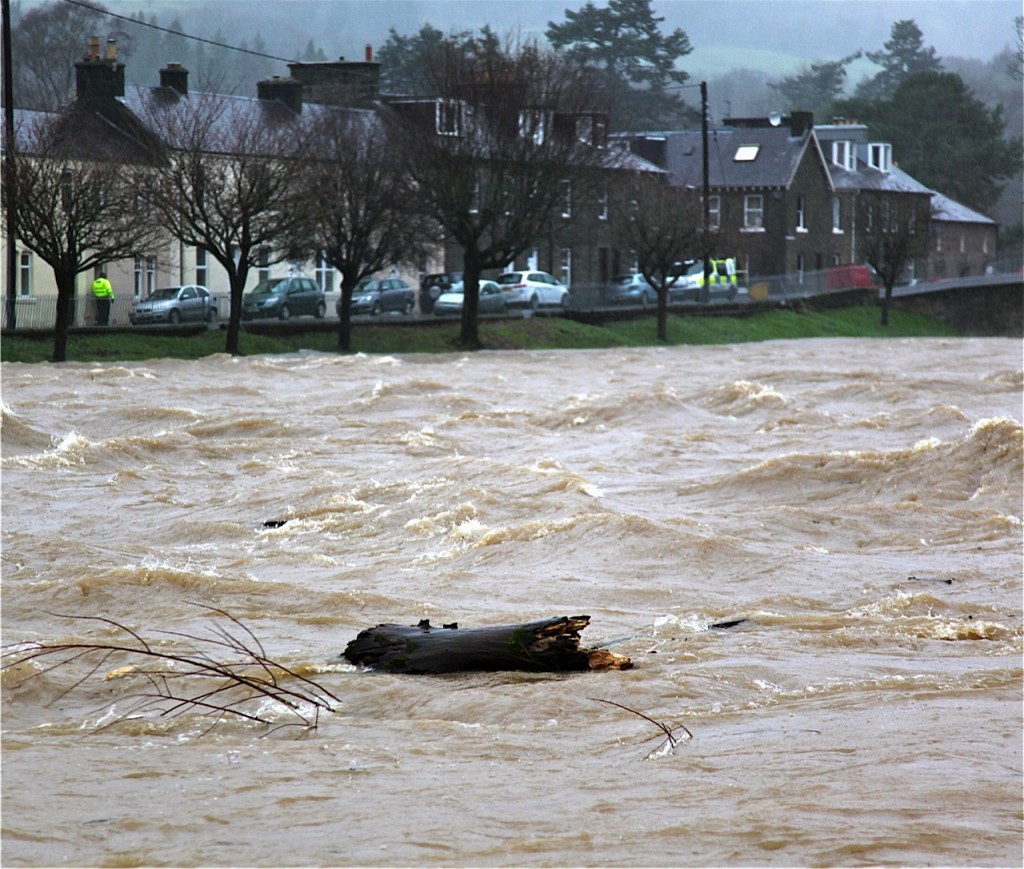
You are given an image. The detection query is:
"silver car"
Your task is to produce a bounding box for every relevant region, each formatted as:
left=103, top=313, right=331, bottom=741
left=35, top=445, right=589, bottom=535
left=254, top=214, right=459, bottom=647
left=129, top=285, right=217, bottom=325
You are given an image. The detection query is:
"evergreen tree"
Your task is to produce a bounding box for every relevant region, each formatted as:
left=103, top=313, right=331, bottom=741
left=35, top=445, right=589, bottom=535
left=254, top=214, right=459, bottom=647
left=377, top=23, right=468, bottom=96
left=855, top=19, right=942, bottom=100
left=545, top=0, right=694, bottom=131
left=768, top=52, right=861, bottom=121
left=836, top=71, right=1022, bottom=212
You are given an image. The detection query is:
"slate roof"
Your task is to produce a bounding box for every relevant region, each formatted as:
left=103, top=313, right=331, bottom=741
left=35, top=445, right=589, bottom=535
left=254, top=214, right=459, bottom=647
left=614, top=124, right=830, bottom=191
left=931, top=191, right=996, bottom=225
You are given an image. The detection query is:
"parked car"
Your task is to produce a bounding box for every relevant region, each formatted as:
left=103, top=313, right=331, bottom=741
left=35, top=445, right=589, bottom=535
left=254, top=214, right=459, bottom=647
left=345, top=277, right=416, bottom=316
left=129, top=285, right=217, bottom=325
left=242, top=277, right=325, bottom=320
left=419, top=272, right=462, bottom=314
left=496, top=271, right=570, bottom=309
left=607, top=273, right=657, bottom=308
left=433, top=280, right=508, bottom=317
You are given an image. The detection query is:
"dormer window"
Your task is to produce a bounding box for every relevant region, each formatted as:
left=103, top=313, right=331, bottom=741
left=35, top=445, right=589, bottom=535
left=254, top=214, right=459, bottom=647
left=519, top=109, right=549, bottom=145
left=868, top=142, right=892, bottom=173
left=831, top=140, right=855, bottom=171
left=734, top=144, right=760, bottom=162
left=436, top=99, right=463, bottom=136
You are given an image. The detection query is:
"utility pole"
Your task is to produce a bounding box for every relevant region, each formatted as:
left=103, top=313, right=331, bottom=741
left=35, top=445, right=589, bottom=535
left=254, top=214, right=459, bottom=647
left=700, top=80, right=711, bottom=305
left=2, top=0, right=17, bottom=329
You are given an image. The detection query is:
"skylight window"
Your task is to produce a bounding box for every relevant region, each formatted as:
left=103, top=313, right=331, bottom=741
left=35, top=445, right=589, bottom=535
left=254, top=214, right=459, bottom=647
left=734, top=144, right=760, bottom=161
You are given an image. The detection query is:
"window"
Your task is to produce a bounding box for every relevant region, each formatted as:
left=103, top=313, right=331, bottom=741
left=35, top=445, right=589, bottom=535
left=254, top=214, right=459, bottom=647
left=561, top=180, right=572, bottom=218
left=469, top=176, right=481, bottom=214
left=743, top=194, right=764, bottom=230
left=195, top=247, right=207, bottom=286
left=518, top=109, right=548, bottom=145
left=708, top=195, right=720, bottom=230
left=868, top=143, right=892, bottom=173
left=983, top=235, right=989, bottom=255
left=526, top=248, right=539, bottom=270
left=560, top=248, right=572, bottom=287
left=18, top=251, right=31, bottom=296
left=796, top=252, right=805, bottom=282
left=598, top=188, right=608, bottom=221
left=935, top=227, right=943, bottom=252
left=796, top=194, right=807, bottom=231
left=831, top=140, right=855, bottom=171
left=257, top=247, right=270, bottom=283
left=315, top=251, right=334, bottom=292
left=734, top=144, right=760, bottom=161
left=145, top=256, right=156, bottom=297
left=134, top=255, right=144, bottom=297
left=832, top=197, right=842, bottom=233
left=436, top=99, right=462, bottom=136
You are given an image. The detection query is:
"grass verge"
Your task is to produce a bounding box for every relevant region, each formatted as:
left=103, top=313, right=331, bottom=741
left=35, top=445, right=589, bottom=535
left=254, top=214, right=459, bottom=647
left=1, top=305, right=961, bottom=364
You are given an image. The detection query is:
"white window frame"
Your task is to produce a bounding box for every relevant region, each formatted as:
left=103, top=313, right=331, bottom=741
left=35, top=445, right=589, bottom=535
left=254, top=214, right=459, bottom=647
left=145, top=255, right=156, bottom=297
left=832, top=197, right=842, bottom=233
left=868, top=142, right=892, bottom=173
left=707, top=195, right=721, bottom=230
left=598, top=188, right=608, bottom=221
left=796, top=194, right=807, bottom=232
left=133, top=255, right=144, bottom=298
left=258, top=247, right=270, bottom=283
left=561, top=180, right=572, bottom=218
left=315, top=251, right=334, bottom=292
left=518, top=109, right=548, bottom=145
left=18, top=250, right=32, bottom=296
left=436, top=99, right=463, bottom=137
left=796, top=252, right=805, bottom=283
left=743, top=194, right=764, bottom=230
left=832, top=140, right=855, bottom=171
left=560, top=247, right=573, bottom=287
left=195, top=247, right=207, bottom=286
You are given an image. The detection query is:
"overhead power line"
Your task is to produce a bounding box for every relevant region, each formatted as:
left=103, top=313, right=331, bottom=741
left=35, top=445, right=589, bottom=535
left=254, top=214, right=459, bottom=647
left=61, top=0, right=298, bottom=64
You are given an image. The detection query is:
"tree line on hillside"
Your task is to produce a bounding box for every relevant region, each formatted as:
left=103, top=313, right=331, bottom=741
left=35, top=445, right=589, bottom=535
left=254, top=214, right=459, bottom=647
left=7, top=0, right=1021, bottom=218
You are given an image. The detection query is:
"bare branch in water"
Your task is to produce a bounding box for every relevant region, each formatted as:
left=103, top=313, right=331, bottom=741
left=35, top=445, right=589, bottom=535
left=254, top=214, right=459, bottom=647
left=591, top=697, right=693, bottom=759
left=2, top=605, right=342, bottom=737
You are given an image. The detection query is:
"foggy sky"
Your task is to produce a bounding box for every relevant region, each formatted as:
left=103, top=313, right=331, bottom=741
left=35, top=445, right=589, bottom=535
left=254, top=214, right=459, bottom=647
left=123, top=0, right=1019, bottom=73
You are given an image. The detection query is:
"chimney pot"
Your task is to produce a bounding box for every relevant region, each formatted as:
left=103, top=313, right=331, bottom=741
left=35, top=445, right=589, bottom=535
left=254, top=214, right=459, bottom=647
left=365, top=44, right=373, bottom=62
left=89, top=36, right=101, bottom=60
left=106, top=38, right=117, bottom=61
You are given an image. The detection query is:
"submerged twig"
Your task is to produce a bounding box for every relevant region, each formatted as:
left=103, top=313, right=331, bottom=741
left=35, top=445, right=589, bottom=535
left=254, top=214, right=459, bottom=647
left=2, top=604, right=341, bottom=738
left=591, top=697, right=692, bottom=759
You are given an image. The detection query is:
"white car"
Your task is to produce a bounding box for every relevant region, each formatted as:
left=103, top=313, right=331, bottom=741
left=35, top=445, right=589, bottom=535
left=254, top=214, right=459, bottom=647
left=496, top=271, right=571, bottom=310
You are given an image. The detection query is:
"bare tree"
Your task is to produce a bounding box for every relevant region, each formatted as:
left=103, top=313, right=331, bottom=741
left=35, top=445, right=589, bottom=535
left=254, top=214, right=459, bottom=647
left=388, top=35, right=609, bottom=349
left=1, top=115, right=159, bottom=361
left=858, top=192, right=933, bottom=325
left=2, top=606, right=341, bottom=737
left=613, top=174, right=705, bottom=342
left=10, top=0, right=111, bottom=110
left=142, top=94, right=309, bottom=356
left=295, top=109, right=428, bottom=352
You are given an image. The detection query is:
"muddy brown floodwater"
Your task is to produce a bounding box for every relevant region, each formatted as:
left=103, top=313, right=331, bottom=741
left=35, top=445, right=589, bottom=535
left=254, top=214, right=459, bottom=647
left=2, top=337, right=1021, bottom=867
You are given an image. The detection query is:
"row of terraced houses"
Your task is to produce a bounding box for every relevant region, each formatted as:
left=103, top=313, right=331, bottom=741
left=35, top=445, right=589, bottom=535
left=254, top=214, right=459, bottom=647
left=2, top=40, right=999, bottom=326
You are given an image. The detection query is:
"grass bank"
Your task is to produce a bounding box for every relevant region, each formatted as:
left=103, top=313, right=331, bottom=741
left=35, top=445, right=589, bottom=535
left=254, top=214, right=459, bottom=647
left=1, top=305, right=961, bottom=364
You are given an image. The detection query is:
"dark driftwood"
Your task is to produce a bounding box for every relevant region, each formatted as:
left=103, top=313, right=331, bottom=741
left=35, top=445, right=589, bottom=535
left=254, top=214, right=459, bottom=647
left=342, top=615, right=632, bottom=674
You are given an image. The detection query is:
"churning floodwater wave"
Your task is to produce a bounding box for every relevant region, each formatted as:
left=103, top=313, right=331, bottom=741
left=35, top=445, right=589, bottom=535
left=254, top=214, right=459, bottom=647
left=1, top=337, right=1021, bottom=867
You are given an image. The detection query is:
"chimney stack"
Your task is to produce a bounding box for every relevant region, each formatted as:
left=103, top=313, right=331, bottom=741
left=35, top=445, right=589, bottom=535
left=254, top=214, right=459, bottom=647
left=75, top=35, right=125, bottom=100
left=257, top=76, right=303, bottom=114
left=160, top=62, right=189, bottom=96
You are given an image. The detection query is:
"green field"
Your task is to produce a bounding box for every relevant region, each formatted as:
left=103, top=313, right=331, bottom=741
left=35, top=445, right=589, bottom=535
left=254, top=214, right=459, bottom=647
left=1, top=305, right=962, bottom=364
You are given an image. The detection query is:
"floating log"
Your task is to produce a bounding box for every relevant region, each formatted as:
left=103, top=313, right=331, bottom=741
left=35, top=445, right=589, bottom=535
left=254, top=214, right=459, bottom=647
left=342, top=615, right=632, bottom=674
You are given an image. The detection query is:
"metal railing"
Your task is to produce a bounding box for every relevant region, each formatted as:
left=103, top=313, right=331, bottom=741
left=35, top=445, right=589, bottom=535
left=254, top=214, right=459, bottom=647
left=5, top=265, right=1020, bottom=330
